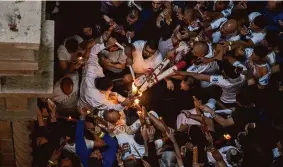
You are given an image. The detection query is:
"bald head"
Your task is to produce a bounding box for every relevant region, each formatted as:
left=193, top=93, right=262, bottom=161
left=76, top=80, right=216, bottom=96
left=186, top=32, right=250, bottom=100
left=103, top=109, right=120, bottom=124
left=220, top=19, right=238, bottom=35
left=192, top=42, right=209, bottom=57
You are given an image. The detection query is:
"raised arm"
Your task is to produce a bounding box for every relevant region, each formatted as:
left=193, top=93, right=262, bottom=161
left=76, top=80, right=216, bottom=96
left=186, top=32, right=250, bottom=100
left=176, top=71, right=211, bottom=82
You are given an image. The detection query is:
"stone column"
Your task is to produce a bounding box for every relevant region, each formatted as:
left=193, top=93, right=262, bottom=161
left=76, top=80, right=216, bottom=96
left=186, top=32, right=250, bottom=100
left=0, top=121, right=14, bottom=167
left=12, top=121, right=33, bottom=167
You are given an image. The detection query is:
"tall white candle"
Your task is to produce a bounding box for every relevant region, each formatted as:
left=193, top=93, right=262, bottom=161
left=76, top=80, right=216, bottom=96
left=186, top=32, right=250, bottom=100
left=128, top=65, right=135, bottom=80
left=115, top=42, right=125, bottom=50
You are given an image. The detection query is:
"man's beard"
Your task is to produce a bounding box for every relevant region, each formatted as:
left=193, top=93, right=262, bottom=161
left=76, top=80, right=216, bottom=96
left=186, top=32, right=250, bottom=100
left=142, top=54, right=149, bottom=59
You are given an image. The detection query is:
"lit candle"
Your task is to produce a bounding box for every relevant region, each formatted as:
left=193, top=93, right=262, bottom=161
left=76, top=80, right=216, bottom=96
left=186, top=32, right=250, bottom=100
left=223, top=134, right=231, bottom=140
left=132, top=83, right=138, bottom=95
left=128, top=65, right=135, bottom=80
left=87, top=110, right=91, bottom=114
left=134, top=99, right=140, bottom=105
left=68, top=116, right=72, bottom=121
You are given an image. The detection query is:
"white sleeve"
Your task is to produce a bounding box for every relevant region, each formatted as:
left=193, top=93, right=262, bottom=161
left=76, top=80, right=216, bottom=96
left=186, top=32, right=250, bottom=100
left=244, top=48, right=253, bottom=59
left=57, top=45, right=70, bottom=61
left=73, top=35, right=84, bottom=43
left=154, top=139, right=164, bottom=150
left=250, top=32, right=265, bottom=45
left=232, top=61, right=247, bottom=71
left=83, top=79, right=124, bottom=111
left=133, top=40, right=145, bottom=52
left=221, top=0, right=233, bottom=17
left=258, top=72, right=271, bottom=86
left=90, top=43, right=106, bottom=56
left=221, top=8, right=232, bottom=17
left=129, top=119, right=142, bottom=134
left=154, top=53, right=163, bottom=67
left=210, top=18, right=227, bottom=30
left=88, top=90, right=125, bottom=111
left=210, top=75, right=232, bottom=87
left=266, top=51, right=276, bottom=65
left=187, top=64, right=210, bottom=73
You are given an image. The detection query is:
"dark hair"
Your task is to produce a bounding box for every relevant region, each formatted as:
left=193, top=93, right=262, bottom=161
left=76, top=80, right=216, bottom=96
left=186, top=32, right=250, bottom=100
left=95, top=77, right=113, bottom=91
left=253, top=45, right=269, bottom=59
left=265, top=31, right=279, bottom=47
left=217, top=1, right=229, bottom=8
left=128, top=8, right=139, bottom=19
left=88, top=157, right=103, bottom=167
left=124, top=158, right=143, bottom=167
left=60, top=77, right=74, bottom=89
left=146, top=40, right=159, bottom=50
left=65, top=39, right=79, bottom=53
left=253, top=15, right=268, bottom=29
left=219, top=60, right=241, bottom=79
left=59, top=150, right=81, bottom=167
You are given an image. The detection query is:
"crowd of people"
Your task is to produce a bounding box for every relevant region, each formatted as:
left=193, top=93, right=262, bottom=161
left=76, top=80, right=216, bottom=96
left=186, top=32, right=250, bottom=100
left=34, top=1, right=283, bottom=167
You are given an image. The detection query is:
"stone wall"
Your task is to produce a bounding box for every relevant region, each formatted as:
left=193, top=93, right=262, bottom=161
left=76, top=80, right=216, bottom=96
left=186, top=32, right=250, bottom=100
left=0, top=1, right=54, bottom=166
left=0, top=121, right=14, bottom=167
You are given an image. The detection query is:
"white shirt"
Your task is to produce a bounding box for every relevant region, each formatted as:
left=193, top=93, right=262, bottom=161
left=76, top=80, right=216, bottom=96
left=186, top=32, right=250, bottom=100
left=78, top=43, right=125, bottom=111
left=63, top=138, right=94, bottom=153
left=266, top=51, right=276, bottom=66
left=187, top=61, right=219, bottom=88
left=57, top=35, right=83, bottom=62
left=100, top=50, right=127, bottom=73
left=186, top=45, right=218, bottom=88
left=246, top=48, right=277, bottom=66
left=132, top=40, right=163, bottom=74
left=244, top=48, right=271, bottom=86
left=210, top=18, right=240, bottom=43
left=246, top=12, right=266, bottom=45
left=52, top=72, right=79, bottom=113
left=158, top=38, right=174, bottom=58
left=115, top=133, right=145, bottom=160
left=210, top=75, right=246, bottom=103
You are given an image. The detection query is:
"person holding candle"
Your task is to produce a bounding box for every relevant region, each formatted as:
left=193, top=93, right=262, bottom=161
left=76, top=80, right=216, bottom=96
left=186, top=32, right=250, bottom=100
left=78, top=32, right=134, bottom=113
left=123, top=40, right=163, bottom=84
left=75, top=109, right=118, bottom=167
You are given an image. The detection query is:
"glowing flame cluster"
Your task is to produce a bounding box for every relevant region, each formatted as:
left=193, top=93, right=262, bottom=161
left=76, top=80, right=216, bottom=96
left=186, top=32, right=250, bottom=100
left=223, top=134, right=231, bottom=140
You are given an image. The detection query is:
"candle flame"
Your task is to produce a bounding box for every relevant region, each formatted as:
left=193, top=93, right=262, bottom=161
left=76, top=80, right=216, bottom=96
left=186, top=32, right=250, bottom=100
left=134, top=99, right=140, bottom=104
left=223, top=134, right=231, bottom=140
left=68, top=116, right=72, bottom=120
left=132, top=83, right=138, bottom=95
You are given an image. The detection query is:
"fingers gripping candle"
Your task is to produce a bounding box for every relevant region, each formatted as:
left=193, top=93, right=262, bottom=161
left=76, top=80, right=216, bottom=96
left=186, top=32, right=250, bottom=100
left=139, top=61, right=187, bottom=92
